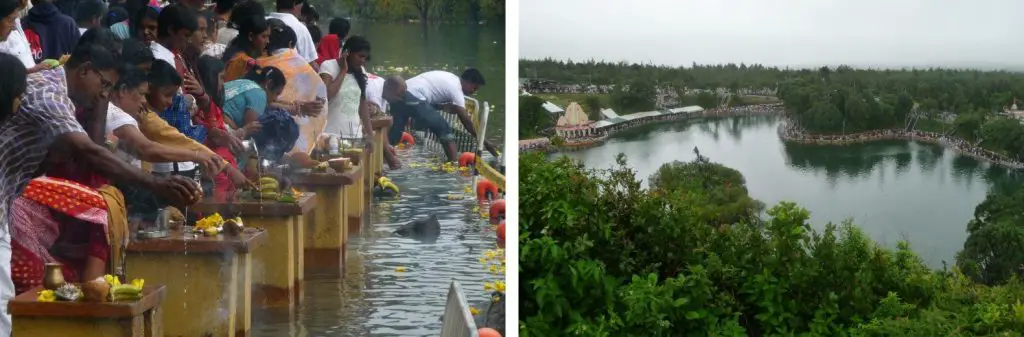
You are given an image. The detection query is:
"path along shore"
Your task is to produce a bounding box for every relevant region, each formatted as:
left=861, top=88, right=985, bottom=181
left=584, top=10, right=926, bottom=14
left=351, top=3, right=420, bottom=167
left=778, top=121, right=1024, bottom=170
left=523, top=103, right=1024, bottom=170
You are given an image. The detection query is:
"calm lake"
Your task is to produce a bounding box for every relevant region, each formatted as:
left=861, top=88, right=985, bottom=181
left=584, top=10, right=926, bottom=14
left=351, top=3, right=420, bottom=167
left=560, top=114, right=1022, bottom=267
left=358, top=22, right=506, bottom=141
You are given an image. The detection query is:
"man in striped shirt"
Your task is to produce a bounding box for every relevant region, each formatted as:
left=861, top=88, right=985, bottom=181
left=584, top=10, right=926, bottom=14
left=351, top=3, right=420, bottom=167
left=0, top=28, right=201, bottom=334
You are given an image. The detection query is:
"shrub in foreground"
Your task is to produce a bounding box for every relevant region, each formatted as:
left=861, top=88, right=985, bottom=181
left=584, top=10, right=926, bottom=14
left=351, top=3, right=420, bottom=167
left=519, top=152, right=1024, bottom=336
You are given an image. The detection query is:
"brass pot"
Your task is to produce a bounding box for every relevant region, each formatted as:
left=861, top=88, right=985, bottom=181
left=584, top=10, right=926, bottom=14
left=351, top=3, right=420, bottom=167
left=43, top=263, right=66, bottom=290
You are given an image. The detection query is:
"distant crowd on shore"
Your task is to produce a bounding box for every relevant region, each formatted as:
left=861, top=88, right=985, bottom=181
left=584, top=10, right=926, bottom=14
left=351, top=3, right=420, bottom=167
left=779, top=121, right=1024, bottom=169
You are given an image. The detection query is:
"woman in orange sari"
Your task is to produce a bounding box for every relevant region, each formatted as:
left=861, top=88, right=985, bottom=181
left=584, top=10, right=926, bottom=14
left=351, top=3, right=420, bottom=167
left=10, top=177, right=111, bottom=293
left=258, top=18, right=328, bottom=155
left=221, top=1, right=269, bottom=81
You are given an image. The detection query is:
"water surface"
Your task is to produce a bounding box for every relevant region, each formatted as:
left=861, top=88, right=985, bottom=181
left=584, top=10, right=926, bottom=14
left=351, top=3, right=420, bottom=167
left=357, top=22, right=506, bottom=141
left=253, top=145, right=496, bottom=336
left=560, top=115, right=1021, bottom=267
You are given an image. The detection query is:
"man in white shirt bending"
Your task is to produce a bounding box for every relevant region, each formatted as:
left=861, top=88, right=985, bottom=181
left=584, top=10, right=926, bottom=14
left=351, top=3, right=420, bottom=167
left=267, top=0, right=316, bottom=64
left=401, top=68, right=499, bottom=156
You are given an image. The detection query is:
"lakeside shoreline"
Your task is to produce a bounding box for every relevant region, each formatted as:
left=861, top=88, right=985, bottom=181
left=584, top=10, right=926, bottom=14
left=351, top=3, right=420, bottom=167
left=778, top=122, right=1024, bottom=170
left=524, top=104, right=1024, bottom=170
left=520, top=104, right=785, bottom=152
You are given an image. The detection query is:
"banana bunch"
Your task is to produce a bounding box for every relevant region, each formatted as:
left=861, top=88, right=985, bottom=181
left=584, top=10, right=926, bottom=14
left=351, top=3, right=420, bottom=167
left=110, top=284, right=142, bottom=302
left=259, top=177, right=279, bottom=199
left=105, top=275, right=144, bottom=302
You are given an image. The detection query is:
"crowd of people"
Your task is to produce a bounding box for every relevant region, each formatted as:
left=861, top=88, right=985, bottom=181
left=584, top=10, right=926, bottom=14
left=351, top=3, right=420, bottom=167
left=0, top=0, right=496, bottom=332
left=518, top=138, right=550, bottom=152
left=779, top=121, right=1024, bottom=169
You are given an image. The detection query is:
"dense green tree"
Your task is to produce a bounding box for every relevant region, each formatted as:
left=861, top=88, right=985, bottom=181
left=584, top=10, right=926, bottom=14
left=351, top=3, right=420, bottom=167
left=648, top=152, right=763, bottom=225
left=696, top=91, right=717, bottom=109
left=957, top=187, right=1024, bottom=285
left=519, top=95, right=550, bottom=139
left=582, top=95, right=604, bottom=121
left=610, top=79, right=656, bottom=112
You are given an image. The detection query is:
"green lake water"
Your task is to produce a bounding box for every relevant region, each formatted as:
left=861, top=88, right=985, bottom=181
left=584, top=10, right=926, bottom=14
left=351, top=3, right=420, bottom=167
left=560, top=115, right=1023, bottom=267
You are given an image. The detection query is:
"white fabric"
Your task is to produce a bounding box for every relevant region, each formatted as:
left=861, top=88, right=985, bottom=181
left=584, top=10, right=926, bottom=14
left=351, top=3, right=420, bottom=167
left=267, top=12, right=317, bottom=63
left=106, top=103, right=142, bottom=169
left=319, top=60, right=362, bottom=138
left=149, top=43, right=197, bottom=173
left=0, top=18, right=37, bottom=68
left=216, top=27, right=238, bottom=45
left=78, top=27, right=87, bottom=35
left=406, top=71, right=466, bottom=108
left=0, top=230, right=11, bottom=336
left=150, top=42, right=175, bottom=69
left=365, top=75, right=386, bottom=112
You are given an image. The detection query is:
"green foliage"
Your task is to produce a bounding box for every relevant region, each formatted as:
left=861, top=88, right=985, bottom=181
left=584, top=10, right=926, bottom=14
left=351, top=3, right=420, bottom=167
left=521, top=59, right=1024, bottom=145
left=957, top=187, right=1024, bottom=285
left=696, top=91, right=718, bottom=109
left=979, top=117, right=1024, bottom=157
left=648, top=153, right=763, bottom=225
left=610, top=80, right=656, bottom=112
left=520, top=95, right=551, bottom=139
left=520, top=152, right=1024, bottom=336
left=582, top=95, right=604, bottom=121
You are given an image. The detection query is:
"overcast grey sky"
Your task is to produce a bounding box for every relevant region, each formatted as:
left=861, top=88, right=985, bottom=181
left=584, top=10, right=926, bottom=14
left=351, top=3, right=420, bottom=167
left=520, top=0, right=1024, bottom=69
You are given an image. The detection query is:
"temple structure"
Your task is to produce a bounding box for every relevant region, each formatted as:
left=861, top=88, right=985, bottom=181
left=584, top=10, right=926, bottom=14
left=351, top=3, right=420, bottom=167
left=554, top=102, right=606, bottom=146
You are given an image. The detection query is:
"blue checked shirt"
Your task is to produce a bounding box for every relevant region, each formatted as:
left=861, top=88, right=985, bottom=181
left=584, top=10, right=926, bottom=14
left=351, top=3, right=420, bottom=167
left=158, top=94, right=207, bottom=143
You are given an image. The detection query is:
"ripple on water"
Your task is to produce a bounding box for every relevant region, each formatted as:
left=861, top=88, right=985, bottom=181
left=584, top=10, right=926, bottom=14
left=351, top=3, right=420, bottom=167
left=253, top=147, right=498, bottom=337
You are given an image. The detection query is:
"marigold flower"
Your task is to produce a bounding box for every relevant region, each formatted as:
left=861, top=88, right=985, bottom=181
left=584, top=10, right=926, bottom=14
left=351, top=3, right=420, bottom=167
left=37, top=290, right=55, bottom=302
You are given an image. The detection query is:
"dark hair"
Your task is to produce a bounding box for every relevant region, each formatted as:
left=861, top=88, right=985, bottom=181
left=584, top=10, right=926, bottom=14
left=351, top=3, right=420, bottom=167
left=75, top=0, right=107, bottom=25
left=342, top=35, right=370, bottom=99
left=123, top=0, right=149, bottom=23
left=131, top=6, right=159, bottom=39
left=461, top=68, right=486, bottom=86
left=197, top=56, right=225, bottom=107
left=244, top=66, right=286, bottom=92
left=121, top=38, right=154, bottom=67
left=148, top=60, right=183, bottom=89
left=214, top=0, right=236, bottom=15
left=0, top=0, right=20, bottom=19
left=67, top=28, right=123, bottom=71
left=275, top=0, right=301, bottom=11
left=307, top=24, right=321, bottom=45
left=157, top=4, right=199, bottom=39
left=228, top=0, right=265, bottom=29
left=104, top=7, right=129, bottom=27
left=0, top=53, right=27, bottom=122
left=116, top=66, right=148, bottom=91
left=266, top=18, right=295, bottom=51
left=328, top=17, right=349, bottom=38
left=223, top=1, right=268, bottom=61
left=199, top=10, right=216, bottom=36
left=300, top=2, right=318, bottom=23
